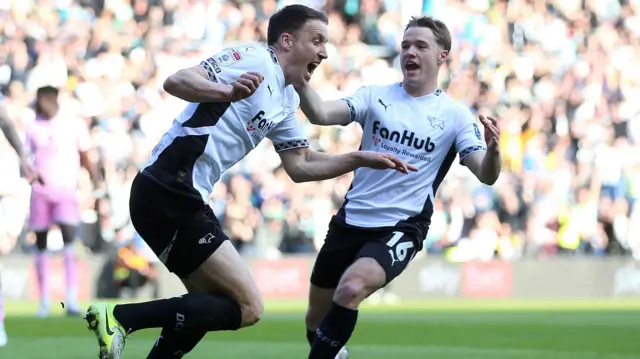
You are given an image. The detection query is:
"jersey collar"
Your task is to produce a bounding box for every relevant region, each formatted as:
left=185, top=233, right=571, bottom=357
left=400, top=83, right=443, bottom=99
left=267, top=47, right=286, bottom=88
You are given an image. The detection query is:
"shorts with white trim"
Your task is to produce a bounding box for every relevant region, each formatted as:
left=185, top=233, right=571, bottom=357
left=310, top=216, right=424, bottom=288
left=129, top=171, right=228, bottom=278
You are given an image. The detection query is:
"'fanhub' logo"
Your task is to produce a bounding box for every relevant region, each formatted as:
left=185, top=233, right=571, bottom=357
left=373, top=121, right=435, bottom=152
left=247, top=110, right=275, bottom=133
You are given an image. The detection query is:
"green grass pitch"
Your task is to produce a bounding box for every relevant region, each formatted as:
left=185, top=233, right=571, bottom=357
left=3, top=299, right=640, bottom=358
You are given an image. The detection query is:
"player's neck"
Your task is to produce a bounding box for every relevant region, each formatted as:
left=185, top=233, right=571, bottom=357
left=36, top=109, right=58, bottom=120
left=402, top=79, right=439, bottom=98
left=268, top=45, right=291, bottom=86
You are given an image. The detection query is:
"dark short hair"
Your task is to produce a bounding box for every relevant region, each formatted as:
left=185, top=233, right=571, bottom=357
left=267, top=4, right=328, bottom=46
left=405, top=16, right=452, bottom=52
left=36, top=85, right=59, bottom=97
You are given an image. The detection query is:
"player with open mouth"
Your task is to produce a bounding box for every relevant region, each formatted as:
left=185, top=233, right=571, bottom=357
left=82, top=5, right=416, bottom=359
left=296, top=15, right=503, bottom=359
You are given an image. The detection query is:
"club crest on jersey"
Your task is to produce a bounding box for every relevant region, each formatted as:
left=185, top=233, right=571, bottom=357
left=372, top=120, right=435, bottom=153
left=427, top=115, right=444, bottom=130
left=217, top=48, right=243, bottom=66
left=473, top=123, right=482, bottom=140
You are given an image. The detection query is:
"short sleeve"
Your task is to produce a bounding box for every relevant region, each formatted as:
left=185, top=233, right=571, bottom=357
left=199, top=46, right=268, bottom=85
left=455, top=107, right=487, bottom=163
left=340, top=86, right=370, bottom=126
left=267, top=113, right=309, bottom=153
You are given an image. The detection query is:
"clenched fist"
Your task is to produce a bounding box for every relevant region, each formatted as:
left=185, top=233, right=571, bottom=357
left=228, top=72, right=264, bottom=102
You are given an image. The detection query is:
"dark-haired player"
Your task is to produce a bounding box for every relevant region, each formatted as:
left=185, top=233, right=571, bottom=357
left=84, top=5, right=416, bottom=359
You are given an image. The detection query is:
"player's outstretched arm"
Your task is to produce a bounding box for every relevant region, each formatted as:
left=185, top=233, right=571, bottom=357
left=297, top=84, right=351, bottom=126
left=163, top=66, right=263, bottom=103
left=278, top=147, right=418, bottom=183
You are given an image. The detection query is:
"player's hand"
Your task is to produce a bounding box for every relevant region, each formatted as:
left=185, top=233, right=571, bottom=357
left=229, top=72, right=264, bottom=102
left=357, top=151, right=418, bottom=174
left=20, top=159, right=43, bottom=185
left=479, top=114, right=500, bottom=153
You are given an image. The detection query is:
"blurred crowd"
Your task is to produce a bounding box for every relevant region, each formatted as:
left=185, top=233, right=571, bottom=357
left=0, top=0, right=639, bottom=264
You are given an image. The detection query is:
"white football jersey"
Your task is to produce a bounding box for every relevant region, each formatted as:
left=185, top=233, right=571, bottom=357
left=337, top=83, right=486, bottom=234
left=143, top=45, right=308, bottom=202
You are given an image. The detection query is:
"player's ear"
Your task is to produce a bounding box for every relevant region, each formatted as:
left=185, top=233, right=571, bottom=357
left=438, top=50, right=449, bottom=65
left=280, top=33, right=294, bottom=51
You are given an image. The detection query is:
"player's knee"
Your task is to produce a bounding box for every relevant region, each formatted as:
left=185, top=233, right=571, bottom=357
left=333, top=278, right=368, bottom=308
left=236, top=280, right=264, bottom=327
left=239, top=295, right=263, bottom=327
left=334, top=259, right=386, bottom=308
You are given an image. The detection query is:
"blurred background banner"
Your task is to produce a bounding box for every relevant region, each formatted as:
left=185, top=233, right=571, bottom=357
left=251, top=258, right=311, bottom=300
left=3, top=256, right=640, bottom=300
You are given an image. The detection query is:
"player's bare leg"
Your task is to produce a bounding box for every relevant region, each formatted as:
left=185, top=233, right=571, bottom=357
left=333, top=257, right=386, bottom=308
left=182, top=240, right=264, bottom=327
left=87, top=241, right=262, bottom=359
left=117, top=240, right=262, bottom=343
left=308, top=257, right=386, bottom=359
left=305, top=284, right=334, bottom=342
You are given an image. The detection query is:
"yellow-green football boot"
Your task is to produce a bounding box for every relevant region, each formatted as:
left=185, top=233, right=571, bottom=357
left=84, top=303, right=127, bottom=359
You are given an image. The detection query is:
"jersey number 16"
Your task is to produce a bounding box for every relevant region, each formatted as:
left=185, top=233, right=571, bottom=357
left=386, top=231, right=415, bottom=267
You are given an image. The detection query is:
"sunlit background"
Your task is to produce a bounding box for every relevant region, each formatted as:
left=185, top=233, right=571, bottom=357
left=0, top=0, right=639, bottom=358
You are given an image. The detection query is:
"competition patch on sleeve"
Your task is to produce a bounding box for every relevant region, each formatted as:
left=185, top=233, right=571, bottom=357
left=274, top=139, right=310, bottom=152
left=217, top=48, right=243, bottom=66
left=200, top=57, right=221, bottom=82
left=473, top=123, right=482, bottom=140
left=231, top=48, right=242, bottom=61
